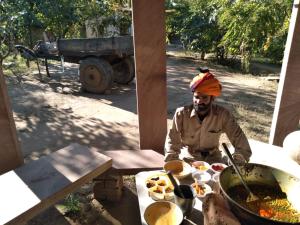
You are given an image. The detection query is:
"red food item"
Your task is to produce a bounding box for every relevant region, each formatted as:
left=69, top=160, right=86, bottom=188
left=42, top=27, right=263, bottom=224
left=259, top=208, right=273, bottom=218
left=212, top=164, right=224, bottom=171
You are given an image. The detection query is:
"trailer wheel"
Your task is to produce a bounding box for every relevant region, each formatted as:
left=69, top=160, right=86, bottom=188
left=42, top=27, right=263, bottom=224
left=79, top=58, right=113, bottom=94
left=113, top=57, right=135, bottom=84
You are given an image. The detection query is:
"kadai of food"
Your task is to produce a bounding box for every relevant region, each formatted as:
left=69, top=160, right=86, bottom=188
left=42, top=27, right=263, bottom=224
left=220, top=163, right=300, bottom=225
left=228, top=184, right=300, bottom=223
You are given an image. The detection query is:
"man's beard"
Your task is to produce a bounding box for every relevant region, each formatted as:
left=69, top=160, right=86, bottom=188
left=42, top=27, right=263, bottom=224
left=194, top=103, right=210, bottom=114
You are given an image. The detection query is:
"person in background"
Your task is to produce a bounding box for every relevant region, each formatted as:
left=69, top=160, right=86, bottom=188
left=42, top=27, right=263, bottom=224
left=164, top=68, right=251, bottom=164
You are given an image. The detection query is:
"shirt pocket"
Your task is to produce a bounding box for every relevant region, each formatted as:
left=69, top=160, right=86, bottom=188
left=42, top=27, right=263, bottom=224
left=181, top=131, right=197, bottom=146
left=208, top=129, right=222, bottom=134
left=203, top=129, right=222, bottom=146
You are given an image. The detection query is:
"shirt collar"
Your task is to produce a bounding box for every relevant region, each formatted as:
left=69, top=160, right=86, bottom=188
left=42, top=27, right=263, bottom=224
left=190, top=108, right=198, bottom=118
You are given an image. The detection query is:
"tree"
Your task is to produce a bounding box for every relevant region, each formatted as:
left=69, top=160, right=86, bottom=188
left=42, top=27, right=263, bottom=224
left=216, top=0, right=293, bottom=72
left=184, top=0, right=221, bottom=59
left=0, top=1, right=21, bottom=67
left=165, top=0, right=190, bottom=43
left=166, top=0, right=292, bottom=71
left=166, top=0, right=222, bottom=60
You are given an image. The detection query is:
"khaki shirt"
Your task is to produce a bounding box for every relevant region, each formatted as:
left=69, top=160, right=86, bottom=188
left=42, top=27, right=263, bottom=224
left=165, top=104, right=251, bottom=163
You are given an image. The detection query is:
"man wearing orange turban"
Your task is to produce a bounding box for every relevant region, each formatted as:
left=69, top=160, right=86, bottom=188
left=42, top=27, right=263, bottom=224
left=165, top=68, right=251, bottom=164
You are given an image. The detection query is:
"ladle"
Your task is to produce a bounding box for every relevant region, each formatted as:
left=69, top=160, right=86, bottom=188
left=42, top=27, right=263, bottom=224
left=222, top=143, right=259, bottom=202
left=167, top=171, right=184, bottom=198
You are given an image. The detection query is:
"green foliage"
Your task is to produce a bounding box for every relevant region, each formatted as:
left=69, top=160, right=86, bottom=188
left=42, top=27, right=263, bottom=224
left=64, top=194, right=80, bottom=213
left=215, top=0, right=292, bottom=71
left=166, top=0, right=293, bottom=72
left=2, top=55, right=30, bottom=77
left=34, top=0, right=78, bottom=38
left=1, top=0, right=292, bottom=72
left=166, top=0, right=220, bottom=57
left=0, top=0, right=132, bottom=67
left=0, top=1, right=20, bottom=63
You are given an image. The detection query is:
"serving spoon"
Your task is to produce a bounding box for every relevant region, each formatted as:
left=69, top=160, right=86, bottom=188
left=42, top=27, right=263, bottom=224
left=222, top=143, right=259, bottom=202
left=167, top=171, right=185, bottom=198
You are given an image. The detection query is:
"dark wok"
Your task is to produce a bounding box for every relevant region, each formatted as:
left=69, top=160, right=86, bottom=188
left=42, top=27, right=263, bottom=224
left=219, top=163, right=300, bottom=225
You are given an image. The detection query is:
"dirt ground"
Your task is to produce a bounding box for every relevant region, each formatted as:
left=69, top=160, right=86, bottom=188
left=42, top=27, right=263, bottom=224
left=5, top=50, right=279, bottom=225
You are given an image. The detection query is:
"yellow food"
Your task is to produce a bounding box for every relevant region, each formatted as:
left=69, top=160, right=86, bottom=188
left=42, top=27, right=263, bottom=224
left=145, top=203, right=179, bottom=225
left=196, top=165, right=208, bottom=171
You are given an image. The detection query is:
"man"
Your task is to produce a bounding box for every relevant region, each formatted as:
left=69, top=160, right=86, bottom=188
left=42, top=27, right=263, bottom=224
left=164, top=68, right=251, bottom=164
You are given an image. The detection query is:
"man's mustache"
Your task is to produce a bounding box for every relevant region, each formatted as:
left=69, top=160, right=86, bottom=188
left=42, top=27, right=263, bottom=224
left=195, top=103, right=208, bottom=108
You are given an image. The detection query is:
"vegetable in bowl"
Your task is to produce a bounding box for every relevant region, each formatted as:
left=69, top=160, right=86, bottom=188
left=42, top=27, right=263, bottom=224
left=191, top=182, right=212, bottom=198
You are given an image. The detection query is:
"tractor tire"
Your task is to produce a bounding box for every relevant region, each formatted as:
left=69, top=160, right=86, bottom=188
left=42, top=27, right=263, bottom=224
left=79, top=58, right=113, bottom=94
left=113, top=57, right=135, bottom=84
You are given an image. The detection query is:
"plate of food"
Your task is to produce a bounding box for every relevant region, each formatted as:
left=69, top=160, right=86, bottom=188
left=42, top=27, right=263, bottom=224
left=192, top=171, right=211, bottom=183
left=191, top=182, right=212, bottom=198
left=163, top=160, right=192, bottom=179
left=210, top=163, right=227, bottom=173
left=144, top=201, right=183, bottom=225
left=145, top=173, right=177, bottom=201
left=191, top=161, right=210, bottom=173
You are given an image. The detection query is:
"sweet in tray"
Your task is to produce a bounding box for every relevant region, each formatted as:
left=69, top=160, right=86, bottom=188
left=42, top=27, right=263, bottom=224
left=145, top=173, right=176, bottom=201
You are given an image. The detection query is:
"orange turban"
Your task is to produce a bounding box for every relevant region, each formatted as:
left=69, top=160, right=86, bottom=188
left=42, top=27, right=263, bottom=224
left=190, top=71, right=222, bottom=96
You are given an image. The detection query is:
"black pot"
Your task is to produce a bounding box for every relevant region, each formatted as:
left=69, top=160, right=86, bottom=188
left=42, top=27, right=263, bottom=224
left=219, top=163, right=300, bottom=225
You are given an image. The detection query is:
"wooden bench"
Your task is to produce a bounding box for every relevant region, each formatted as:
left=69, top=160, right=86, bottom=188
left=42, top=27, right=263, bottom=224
left=99, top=149, right=165, bottom=175
left=263, top=76, right=280, bottom=82
left=0, top=143, right=112, bottom=225
left=92, top=149, right=165, bottom=201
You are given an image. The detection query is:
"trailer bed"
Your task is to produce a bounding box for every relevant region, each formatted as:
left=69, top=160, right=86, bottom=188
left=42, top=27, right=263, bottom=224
left=58, top=36, right=134, bottom=58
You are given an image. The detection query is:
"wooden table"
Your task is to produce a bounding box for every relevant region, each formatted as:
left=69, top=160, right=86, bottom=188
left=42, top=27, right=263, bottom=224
left=0, top=144, right=112, bottom=225
left=135, top=139, right=300, bottom=225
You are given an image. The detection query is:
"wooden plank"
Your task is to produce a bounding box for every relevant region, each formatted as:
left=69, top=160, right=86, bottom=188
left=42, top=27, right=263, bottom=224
left=0, top=143, right=112, bottom=225
left=269, top=1, right=300, bottom=146
left=100, top=149, right=164, bottom=175
left=132, top=0, right=167, bottom=154
left=0, top=68, right=23, bottom=174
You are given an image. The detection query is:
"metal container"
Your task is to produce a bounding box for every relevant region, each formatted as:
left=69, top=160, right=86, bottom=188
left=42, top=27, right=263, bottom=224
left=174, top=184, right=196, bottom=217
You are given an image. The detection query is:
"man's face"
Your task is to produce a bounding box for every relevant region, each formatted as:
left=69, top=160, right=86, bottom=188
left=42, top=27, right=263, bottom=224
left=193, top=92, right=214, bottom=115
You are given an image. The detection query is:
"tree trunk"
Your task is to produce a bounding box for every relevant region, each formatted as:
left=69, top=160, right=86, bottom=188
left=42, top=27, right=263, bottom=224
left=241, top=52, right=251, bottom=73
left=201, top=52, right=205, bottom=60
left=240, top=42, right=251, bottom=73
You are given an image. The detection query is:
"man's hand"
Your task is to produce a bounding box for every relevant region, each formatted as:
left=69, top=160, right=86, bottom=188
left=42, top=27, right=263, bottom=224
left=164, top=153, right=179, bottom=162
left=231, top=153, right=246, bottom=165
